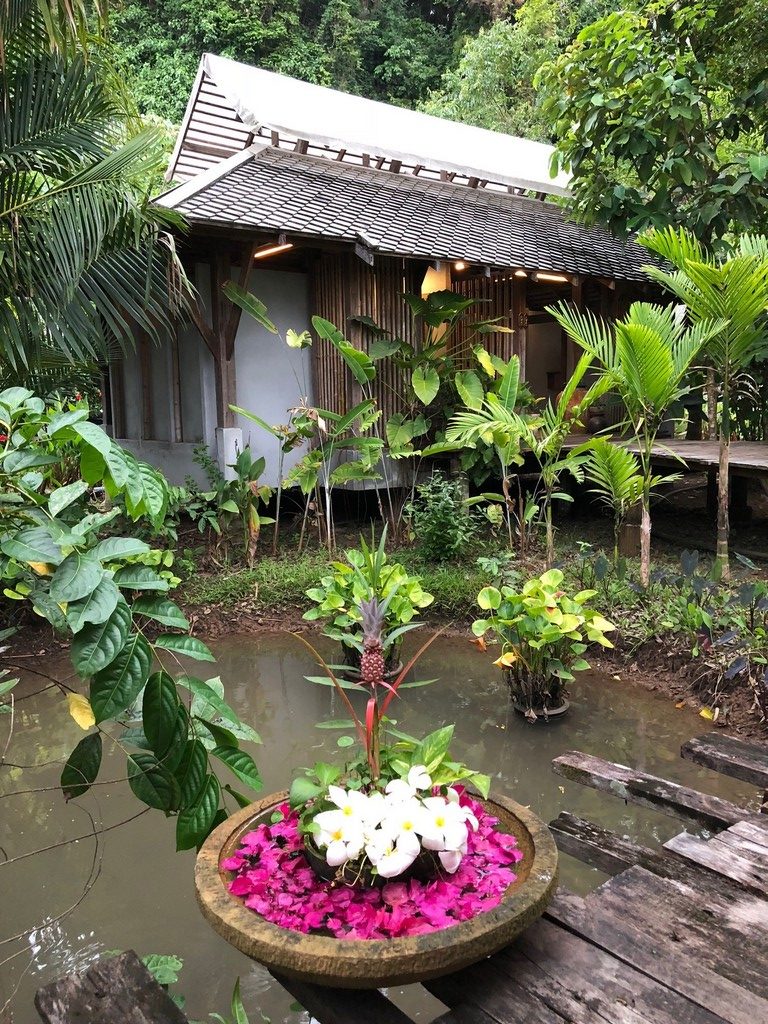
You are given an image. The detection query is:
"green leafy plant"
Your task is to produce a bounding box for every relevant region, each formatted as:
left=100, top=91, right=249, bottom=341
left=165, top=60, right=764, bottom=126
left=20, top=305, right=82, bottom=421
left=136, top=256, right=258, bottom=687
left=537, top=4, right=768, bottom=242
left=303, top=529, right=433, bottom=676
left=550, top=301, right=723, bottom=585
left=584, top=438, right=677, bottom=563
left=448, top=351, right=610, bottom=565
left=191, top=443, right=274, bottom=567
left=472, top=568, right=615, bottom=719
left=0, top=389, right=261, bottom=851
left=0, top=0, right=190, bottom=369
left=405, top=472, right=478, bottom=562
left=640, top=227, right=768, bottom=578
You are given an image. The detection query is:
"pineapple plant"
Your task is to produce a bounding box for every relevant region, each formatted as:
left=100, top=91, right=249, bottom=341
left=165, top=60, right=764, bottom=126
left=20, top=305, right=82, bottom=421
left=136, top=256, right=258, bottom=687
left=358, top=597, right=386, bottom=687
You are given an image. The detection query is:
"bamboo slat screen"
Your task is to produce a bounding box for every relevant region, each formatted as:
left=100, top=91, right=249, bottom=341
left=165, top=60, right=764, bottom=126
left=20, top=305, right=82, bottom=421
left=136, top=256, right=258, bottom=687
left=311, top=252, right=422, bottom=423
left=451, top=272, right=521, bottom=367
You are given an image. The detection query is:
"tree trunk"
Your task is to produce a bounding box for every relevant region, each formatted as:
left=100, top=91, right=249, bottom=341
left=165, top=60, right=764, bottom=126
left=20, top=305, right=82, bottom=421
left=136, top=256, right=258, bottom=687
left=545, top=502, right=555, bottom=568
left=639, top=499, right=651, bottom=587
left=706, top=369, right=717, bottom=440
left=716, top=435, right=730, bottom=579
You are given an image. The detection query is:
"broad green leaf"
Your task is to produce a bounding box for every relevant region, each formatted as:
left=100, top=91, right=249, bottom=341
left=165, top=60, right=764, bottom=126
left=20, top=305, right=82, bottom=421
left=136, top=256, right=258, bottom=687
left=181, top=676, right=240, bottom=726
left=61, top=733, right=102, bottom=800
left=90, top=633, right=152, bottom=723
left=143, top=672, right=187, bottom=767
left=79, top=445, right=105, bottom=484
left=386, top=413, right=414, bottom=449
left=455, top=370, right=484, bottom=410
left=137, top=463, right=168, bottom=520
left=72, top=421, right=112, bottom=457
left=1, top=527, right=62, bottom=566
left=412, top=365, right=440, bottom=406
left=289, top=775, right=322, bottom=809
left=477, top=586, right=502, bottom=610
left=114, top=566, right=169, bottom=591
left=174, top=739, right=208, bottom=809
left=49, top=480, right=89, bottom=517
left=223, top=283, right=277, bottom=333
left=128, top=752, right=181, bottom=811
left=50, top=552, right=103, bottom=603
left=66, top=576, right=120, bottom=634
left=91, top=537, right=150, bottom=561
left=200, top=718, right=240, bottom=749
left=154, top=635, right=215, bottom=662
left=132, top=597, right=189, bottom=630
left=71, top=600, right=132, bottom=676
left=211, top=746, right=262, bottom=792
left=176, top=774, right=220, bottom=850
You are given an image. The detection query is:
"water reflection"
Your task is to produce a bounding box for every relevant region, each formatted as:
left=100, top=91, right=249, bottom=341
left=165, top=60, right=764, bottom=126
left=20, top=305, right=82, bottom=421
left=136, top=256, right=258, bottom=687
left=0, top=633, right=758, bottom=1023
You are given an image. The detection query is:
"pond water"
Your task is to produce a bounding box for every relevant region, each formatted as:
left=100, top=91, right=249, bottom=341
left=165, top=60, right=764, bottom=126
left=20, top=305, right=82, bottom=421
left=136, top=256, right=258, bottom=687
left=1, top=632, right=760, bottom=1023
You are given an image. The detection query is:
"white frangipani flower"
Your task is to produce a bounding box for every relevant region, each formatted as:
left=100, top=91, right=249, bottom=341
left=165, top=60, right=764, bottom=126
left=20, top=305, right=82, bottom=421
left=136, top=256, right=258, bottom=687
left=384, top=764, right=432, bottom=802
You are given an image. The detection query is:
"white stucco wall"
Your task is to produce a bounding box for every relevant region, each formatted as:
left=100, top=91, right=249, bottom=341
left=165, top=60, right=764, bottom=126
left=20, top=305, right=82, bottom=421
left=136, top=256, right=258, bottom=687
left=110, top=262, right=313, bottom=488
left=232, top=266, right=313, bottom=485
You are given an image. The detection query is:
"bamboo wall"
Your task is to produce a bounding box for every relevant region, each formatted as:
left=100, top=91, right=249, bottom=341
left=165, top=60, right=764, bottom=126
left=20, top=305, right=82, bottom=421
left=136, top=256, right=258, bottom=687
left=311, top=252, right=423, bottom=423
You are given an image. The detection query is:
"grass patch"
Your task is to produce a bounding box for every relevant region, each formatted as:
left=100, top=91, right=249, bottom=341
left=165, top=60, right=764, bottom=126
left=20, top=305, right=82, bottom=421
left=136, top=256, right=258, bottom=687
left=181, top=551, right=329, bottom=608
left=180, top=546, right=490, bottom=622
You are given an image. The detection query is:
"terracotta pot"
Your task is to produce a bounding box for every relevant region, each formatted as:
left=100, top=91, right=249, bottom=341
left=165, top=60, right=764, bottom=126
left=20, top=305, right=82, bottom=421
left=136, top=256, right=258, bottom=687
left=195, top=791, right=558, bottom=989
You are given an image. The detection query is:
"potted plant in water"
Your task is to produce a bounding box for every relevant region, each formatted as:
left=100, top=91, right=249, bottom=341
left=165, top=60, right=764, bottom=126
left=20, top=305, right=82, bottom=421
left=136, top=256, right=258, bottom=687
left=194, top=598, right=558, bottom=988
left=303, top=528, right=433, bottom=680
left=472, top=569, right=615, bottom=721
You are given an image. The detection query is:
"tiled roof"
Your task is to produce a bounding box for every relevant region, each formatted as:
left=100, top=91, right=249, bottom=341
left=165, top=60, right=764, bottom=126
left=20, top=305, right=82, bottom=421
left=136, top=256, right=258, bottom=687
left=161, top=146, right=652, bottom=282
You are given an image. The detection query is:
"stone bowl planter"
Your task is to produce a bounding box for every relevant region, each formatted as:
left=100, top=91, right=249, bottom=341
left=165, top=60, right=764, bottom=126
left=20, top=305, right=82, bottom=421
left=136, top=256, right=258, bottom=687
left=195, top=790, right=558, bottom=989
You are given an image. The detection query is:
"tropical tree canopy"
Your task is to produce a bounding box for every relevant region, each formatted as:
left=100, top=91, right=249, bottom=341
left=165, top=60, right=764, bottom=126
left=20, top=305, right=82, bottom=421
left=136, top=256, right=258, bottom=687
left=0, top=0, right=189, bottom=370
left=536, top=1, right=768, bottom=241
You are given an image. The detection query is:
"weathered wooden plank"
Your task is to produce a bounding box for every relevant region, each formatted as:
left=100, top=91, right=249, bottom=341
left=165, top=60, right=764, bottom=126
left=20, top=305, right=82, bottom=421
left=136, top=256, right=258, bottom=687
left=549, top=811, right=696, bottom=880
left=728, top=818, right=768, bottom=848
left=591, top=867, right=768, bottom=994
left=714, top=826, right=768, bottom=859
left=663, top=832, right=768, bottom=895
left=512, top=917, right=727, bottom=1024
left=493, top=942, right=655, bottom=1024
left=35, top=950, right=188, bottom=1024
left=426, top=958, right=568, bottom=1024
left=546, top=888, right=768, bottom=1024
left=681, top=734, right=768, bottom=789
left=434, top=1007, right=498, bottom=1024
left=552, top=751, right=752, bottom=829
left=271, top=974, right=414, bottom=1024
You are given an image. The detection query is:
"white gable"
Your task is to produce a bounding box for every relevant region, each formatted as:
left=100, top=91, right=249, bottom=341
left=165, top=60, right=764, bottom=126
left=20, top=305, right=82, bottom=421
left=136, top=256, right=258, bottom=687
left=167, top=53, right=570, bottom=198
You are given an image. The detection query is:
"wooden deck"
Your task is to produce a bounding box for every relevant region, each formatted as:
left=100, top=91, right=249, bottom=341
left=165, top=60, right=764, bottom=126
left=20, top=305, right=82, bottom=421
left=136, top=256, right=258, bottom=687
left=566, top=436, right=768, bottom=480
left=35, top=735, right=768, bottom=1024
left=269, top=734, right=768, bottom=1024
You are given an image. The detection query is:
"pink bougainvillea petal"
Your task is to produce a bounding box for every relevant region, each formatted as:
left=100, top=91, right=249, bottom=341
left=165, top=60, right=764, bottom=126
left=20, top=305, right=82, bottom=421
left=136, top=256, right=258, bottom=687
left=225, top=797, right=520, bottom=940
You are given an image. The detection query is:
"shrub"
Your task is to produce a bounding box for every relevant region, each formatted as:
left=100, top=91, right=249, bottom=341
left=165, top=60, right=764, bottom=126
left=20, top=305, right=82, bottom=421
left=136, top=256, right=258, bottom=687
left=406, top=473, right=478, bottom=562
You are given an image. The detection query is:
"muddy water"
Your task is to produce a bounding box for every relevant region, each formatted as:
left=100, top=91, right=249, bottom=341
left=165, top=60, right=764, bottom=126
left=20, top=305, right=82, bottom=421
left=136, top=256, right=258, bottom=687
left=1, top=633, right=760, bottom=1023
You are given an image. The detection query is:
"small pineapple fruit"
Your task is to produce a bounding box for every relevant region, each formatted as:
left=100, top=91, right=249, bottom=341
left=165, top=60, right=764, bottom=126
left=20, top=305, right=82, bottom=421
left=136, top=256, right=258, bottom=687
left=359, top=597, right=386, bottom=686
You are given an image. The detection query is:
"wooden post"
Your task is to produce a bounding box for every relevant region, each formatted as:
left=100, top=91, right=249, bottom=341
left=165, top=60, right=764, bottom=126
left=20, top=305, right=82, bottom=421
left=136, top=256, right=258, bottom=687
left=512, top=275, right=528, bottom=379
left=566, top=277, right=583, bottom=377
left=138, top=330, right=153, bottom=440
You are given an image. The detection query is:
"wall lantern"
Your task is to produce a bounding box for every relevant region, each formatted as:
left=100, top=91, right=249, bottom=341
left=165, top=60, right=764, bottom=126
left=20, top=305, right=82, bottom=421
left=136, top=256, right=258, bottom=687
left=531, top=271, right=570, bottom=284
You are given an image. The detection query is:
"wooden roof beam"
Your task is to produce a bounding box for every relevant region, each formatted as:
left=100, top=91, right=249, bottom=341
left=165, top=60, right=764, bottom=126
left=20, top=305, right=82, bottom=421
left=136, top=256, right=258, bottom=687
left=294, top=138, right=309, bottom=154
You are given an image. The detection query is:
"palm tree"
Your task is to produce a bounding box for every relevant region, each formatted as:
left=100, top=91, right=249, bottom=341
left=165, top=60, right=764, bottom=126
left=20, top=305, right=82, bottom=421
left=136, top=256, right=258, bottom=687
left=640, top=227, right=768, bottom=579
left=550, top=302, right=722, bottom=586
left=584, top=438, right=678, bottom=564
left=446, top=352, right=609, bottom=564
left=0, top=0, right=189, bottom=370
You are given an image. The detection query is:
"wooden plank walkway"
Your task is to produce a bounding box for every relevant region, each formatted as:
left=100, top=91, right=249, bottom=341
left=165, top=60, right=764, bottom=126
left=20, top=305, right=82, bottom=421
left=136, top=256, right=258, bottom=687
left=565, top=436, right=768, bottom=479
left=268, top=737, right=768, bottom=1024
left=37, top=737, right=768, bottom=1023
